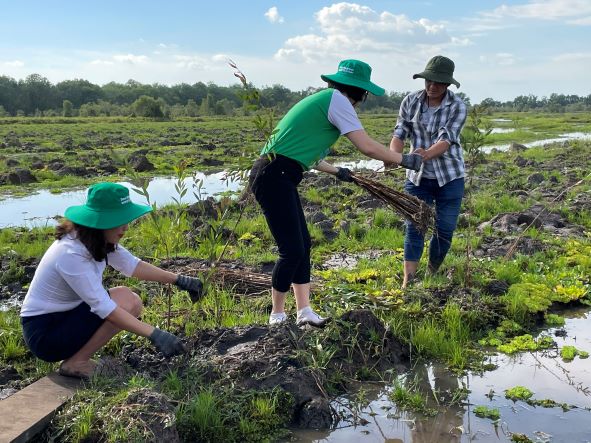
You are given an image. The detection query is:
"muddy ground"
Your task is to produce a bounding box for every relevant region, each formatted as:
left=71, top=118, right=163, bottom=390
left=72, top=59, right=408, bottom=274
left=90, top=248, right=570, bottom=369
left=1, top=141, right=589, bottom=440
left=118, top=309, right=409, bottom=432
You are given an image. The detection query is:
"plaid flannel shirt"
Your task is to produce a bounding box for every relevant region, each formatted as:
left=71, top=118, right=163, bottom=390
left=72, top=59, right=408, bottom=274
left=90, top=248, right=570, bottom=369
left=393, top=89, right=467, bottom=187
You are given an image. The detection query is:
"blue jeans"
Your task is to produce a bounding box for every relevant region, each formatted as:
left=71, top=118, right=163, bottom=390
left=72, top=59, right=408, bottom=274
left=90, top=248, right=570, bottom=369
left=404, top=177, right=464, bottom=268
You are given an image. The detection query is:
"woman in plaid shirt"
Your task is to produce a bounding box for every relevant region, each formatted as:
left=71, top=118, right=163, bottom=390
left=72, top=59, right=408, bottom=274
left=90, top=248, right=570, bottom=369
left=389, top=56, right=467, bottom=287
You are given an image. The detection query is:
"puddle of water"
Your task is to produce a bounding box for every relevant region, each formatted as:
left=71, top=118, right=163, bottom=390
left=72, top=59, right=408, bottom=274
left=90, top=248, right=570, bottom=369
left=488, top=128, right=515, bottom=134
left=483, top=132, right=591, bottom=153
left=491, top=118, right=512, bottom=122
left=0, top=171, right=241, bottom=228
left=289, top=306, right=591, bottom=442
left=1, top=131, right=590, bottom=228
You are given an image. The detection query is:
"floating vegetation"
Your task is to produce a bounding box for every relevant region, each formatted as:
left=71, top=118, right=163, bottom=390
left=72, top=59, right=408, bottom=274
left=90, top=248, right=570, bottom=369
left=496, top=334, right=554, bottom=355
left=505, top=386, right=534, bottom=402
left=560, top=345, right=589, bottom=361
left=473, top=405, right=500, bottom=420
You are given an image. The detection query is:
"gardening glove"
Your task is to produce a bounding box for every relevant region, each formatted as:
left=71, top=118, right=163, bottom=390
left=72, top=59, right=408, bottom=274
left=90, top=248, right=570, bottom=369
left=399, top=153, right=423, bottom=171
left=335, top=167, right=354, bottom=182
left=149, top=327, right=186, bottom=358
left=175, top=274, right=204, bottom=303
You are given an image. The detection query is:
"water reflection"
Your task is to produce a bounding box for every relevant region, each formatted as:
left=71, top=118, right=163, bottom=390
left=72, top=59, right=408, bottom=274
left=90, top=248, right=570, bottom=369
left=290, top=307, right=591, bottom=442
left=1, top=131, right=590, bottom=228
left=0, top=171, right=241, bottom=228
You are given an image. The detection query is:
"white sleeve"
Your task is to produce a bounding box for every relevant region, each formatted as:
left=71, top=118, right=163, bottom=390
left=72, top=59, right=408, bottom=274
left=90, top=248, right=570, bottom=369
left=327, top=90, right=364, bottom=135
left=55, top=252, right=117, bottom=319
left=108, top=245, right=140, bottom=277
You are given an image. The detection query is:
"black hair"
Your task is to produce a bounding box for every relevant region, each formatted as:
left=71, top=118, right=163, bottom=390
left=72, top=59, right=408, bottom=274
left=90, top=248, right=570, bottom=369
left=327, top=81, right=368, bottom=104
left=55, top=220, right=115, bottom=262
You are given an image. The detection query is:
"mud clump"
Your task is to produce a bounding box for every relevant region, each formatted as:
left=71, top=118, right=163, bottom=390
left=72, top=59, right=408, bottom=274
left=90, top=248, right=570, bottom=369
left=110, top=388, right=180, bottom=443
left=121, top=309, right=408, bottom=430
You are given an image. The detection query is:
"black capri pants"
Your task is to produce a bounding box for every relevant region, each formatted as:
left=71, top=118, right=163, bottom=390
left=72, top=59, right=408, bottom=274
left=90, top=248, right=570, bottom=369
left=21, top=302, right=105, bottom=362
left=250, top=154, right=311, bottom=292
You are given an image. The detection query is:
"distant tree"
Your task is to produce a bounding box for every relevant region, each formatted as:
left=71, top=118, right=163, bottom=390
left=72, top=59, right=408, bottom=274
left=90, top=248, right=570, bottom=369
left=456, top=92, right=471, bottom=107
left=0, top=75, right=20, bottom=115
left=132, top=95, right=163, bottom=118
left=199, top=93, right=214, bottom=116
left=20, top=74, right=55, bottom=115
left=62, top=99, right=73, bottom=117
left=0, top=105, right=8, bottom=117
left=215, top=98, right=234, bottom=115
left=56, top=79, right=103, bottom=107
left=185, top=98, right=199, bottom=117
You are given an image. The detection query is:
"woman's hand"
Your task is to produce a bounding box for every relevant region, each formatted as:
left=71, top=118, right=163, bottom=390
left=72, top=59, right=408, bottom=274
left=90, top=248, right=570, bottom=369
left=175, top=275, right=205, bottom=303
left=149, top=328, right=186, bottom=358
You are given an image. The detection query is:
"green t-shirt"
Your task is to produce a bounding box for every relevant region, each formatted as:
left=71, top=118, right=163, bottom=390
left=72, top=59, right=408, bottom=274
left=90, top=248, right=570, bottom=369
left=261, top=89, right=362, bottom=170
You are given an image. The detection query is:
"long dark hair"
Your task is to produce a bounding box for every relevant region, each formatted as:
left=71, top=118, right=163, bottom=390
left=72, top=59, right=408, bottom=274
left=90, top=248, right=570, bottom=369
left=55, top=220, right=115, bottom=262
left=327, top=81, right=368, bottom=104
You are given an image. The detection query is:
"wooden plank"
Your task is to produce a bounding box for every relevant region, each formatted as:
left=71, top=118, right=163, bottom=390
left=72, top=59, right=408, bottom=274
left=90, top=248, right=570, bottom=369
left=0, top=372, right=80, bottom=443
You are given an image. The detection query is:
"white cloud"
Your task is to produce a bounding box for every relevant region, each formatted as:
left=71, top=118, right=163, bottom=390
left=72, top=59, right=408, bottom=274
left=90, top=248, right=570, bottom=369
left=90, top=59, right=114, bottom=65
left=479, top=52, right=516, bottom=66
left=113, top=54, right=149, bottom=64
left=552, top=51, right=591, bottom=62
left=265, top=6, right=284, bottom=24
left=568, top=16, right=591, bottom=25
left=481, top=0, right=591, bottom=21
left=274, top=2, right=460, bottom=63
left=2, top=60, right=25, bottom=67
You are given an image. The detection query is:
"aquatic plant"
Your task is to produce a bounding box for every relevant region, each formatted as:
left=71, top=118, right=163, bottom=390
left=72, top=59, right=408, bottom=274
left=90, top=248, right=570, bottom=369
left=497, top=334, right=554, bottom=355
left=560, top=345, right=589, bottom=361
left=473, top=405, right=500, bottom=420
left=505, top=386, right=534, bottom=402
left=544, top=313, right=565, bottom=327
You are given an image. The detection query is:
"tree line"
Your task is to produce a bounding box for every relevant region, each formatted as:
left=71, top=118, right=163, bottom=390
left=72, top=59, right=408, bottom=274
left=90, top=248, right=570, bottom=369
left=1, top=73, right=590, bottom=118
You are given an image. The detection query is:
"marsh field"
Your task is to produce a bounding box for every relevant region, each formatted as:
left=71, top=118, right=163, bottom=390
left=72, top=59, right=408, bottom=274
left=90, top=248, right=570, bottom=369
left=0, top=112, right=590, bottom=442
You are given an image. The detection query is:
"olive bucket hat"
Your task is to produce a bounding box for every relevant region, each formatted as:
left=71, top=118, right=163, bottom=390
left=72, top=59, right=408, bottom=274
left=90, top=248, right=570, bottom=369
left=413, top=55, right=460, bottom=88
left=64, top=182, right=152, bottom=229
left=321, top=59, right=385, bottom=96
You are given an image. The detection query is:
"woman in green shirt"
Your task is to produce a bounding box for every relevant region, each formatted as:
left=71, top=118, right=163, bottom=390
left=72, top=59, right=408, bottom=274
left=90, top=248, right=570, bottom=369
left=250, top=59, right=422, bottom=327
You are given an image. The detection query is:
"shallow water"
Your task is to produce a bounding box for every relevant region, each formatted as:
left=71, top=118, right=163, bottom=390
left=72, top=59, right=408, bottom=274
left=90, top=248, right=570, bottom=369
left=482, top=132, right=591, bottom=153
left=1, top=132, right=590, bottom=228
left=0, top=171, right=240, bottom=228
left=290, top=306, right=591, bottom=442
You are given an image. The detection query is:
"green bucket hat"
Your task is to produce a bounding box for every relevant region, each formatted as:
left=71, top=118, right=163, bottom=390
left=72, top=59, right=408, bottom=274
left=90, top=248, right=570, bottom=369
left=321, top=59, right=385, bottom=96
left=413, top=55, right=460, bottom=88
left=64, top=182, right=152, bottom=229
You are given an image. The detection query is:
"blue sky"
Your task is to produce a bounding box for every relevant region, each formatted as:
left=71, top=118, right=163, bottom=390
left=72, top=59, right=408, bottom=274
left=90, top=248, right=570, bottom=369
left=1, top=0, right=590, bottom=102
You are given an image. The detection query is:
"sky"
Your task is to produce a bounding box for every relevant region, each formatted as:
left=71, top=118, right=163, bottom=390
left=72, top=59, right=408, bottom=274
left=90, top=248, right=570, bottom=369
left=1, top=0, right=590, bottom=103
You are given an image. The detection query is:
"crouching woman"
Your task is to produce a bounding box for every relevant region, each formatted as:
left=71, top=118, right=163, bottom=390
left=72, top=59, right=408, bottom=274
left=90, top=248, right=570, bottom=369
left=20, top=182, right=203, bottom=379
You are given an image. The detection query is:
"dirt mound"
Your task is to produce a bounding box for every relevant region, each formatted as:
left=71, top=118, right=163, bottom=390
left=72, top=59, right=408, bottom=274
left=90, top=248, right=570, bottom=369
left=474, top=236, right=547, bottom=258
left=110, top=388, right=180, bottom=442
left=121, top=309, right=409, bottom=429
left=478, top=205, right=584, bottom=238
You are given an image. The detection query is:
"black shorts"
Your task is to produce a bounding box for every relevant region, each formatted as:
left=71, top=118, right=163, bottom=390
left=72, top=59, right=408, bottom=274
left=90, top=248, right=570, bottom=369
left=21, top=302, right=105, bottom=362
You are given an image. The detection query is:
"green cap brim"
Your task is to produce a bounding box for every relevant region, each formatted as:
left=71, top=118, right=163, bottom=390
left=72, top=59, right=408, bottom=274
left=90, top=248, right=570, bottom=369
left=321, top=73, right=385, bottom=96
left=64, top=203, right=152, bottom=229
left=413, top=71, right=460, bottom=88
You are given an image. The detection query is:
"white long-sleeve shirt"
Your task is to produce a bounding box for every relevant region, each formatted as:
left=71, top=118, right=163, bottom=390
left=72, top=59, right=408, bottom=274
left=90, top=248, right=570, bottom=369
left=20, top=234, right=140, bottom=319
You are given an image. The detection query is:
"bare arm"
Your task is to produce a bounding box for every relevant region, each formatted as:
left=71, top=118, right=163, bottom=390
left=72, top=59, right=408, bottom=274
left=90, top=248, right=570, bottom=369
left=105, top=306, right=155, bottom=337
left=415, top=140, right=451, bottom=160
left=314, top=160, right=339, bottom=175
left=346, top=130, right=403, bottom=164
left=389, top=136, right=405, bottom=154
left=132, top=260, right=178, bottom=284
